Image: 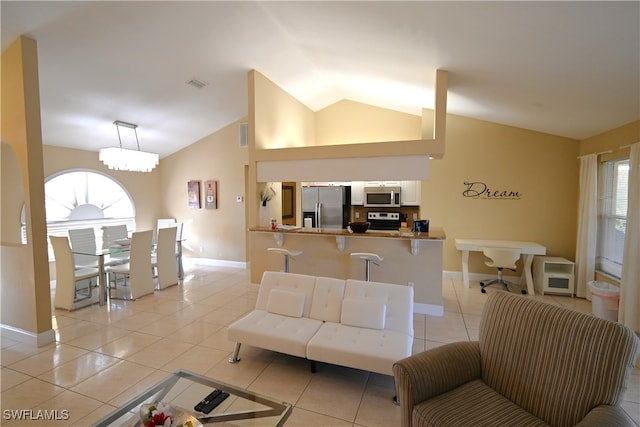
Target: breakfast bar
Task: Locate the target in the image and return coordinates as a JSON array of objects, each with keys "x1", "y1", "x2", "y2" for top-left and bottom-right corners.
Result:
[{"x1": 250, "y1": 226, "x2": 446, "y2": 315}]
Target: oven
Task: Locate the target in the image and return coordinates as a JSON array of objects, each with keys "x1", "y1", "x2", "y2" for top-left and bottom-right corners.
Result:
[{"x1": 367, "y1": 212, "x2": 401, "y2": 230}]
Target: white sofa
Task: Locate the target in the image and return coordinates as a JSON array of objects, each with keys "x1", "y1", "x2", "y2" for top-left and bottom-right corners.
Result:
[{"x1": 227, "y1": 271, "x2": 414, "y2": 376}]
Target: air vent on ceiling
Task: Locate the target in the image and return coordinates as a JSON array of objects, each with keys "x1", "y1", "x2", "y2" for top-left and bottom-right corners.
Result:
[
  {"x1": 186, "y1": 78, "x2": 208, "y2": 89},
  {"x1": 239, "y1": 122, "x2": 248, "y2": 148}
]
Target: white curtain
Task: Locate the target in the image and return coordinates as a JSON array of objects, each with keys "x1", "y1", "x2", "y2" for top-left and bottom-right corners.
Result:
[
  {"x1": 575, "y1": 154, "x2": 598, "y2": 299},
  {"x1": 619, "y1": 142, "x2": 640, "y2": 332}
]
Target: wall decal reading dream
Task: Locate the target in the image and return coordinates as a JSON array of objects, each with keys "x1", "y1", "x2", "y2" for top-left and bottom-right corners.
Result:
[{"x1": 462, "y1": 181, "x2": 522, "y2": 200}]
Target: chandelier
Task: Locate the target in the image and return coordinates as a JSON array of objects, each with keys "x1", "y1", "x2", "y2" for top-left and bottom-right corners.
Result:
[{"x1": 99, "y1": 120, "x2": 159, "y2": 172}]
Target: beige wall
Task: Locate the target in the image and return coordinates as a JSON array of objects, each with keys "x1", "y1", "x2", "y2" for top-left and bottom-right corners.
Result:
[
  {"x1": 312, "y1": 99, "x2": 581, "y2": 274},
  {"x1": 160, "y1": 119, "x2": 249, "y2": 262},
  {"x1": 426, "y1": 114, "x2": 579, "y2": 273},
  {"x1": 253, "y1": 71, "x2": 316, "y2": 150},
  {"x1": 42, "y1": 145, "x2": 163, "y2": 233},
  {"x1": 1, "y1": 37, "x2": 52, "y2": 338},
  {"x1": 246, "y1": 71, "x2": 584, "y2": 276},
  {"x1": 316, "y1": 99, "x2": 422, "y2": 145},
  {"x1": 579, "y1": 120, "x2": 638, "y2": 158}
]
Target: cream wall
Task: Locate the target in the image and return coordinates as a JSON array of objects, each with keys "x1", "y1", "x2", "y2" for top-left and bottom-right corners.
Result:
[
  {"x1": 314, "y1": 101, "x2": 580, "y2": 275},
  {"x1": 315, "y1": 99, "x2": 422, "y2": 145},
  {"x1": 252, "y1": 71, "x2": 316, "y2": 150},
  {"x1": 1, "y1": 37, "x2": 52, "y2": 340},
  {"x1": 246, "y1": 70, "x2": 582, "y2": 276},
  {"x1": 160, "y1": 118, "x2": 249, "y2": 262},
  {"x1": 42, "y1": 145, "x2": 162, "y2": 233},
  {"x1": 426, "y1": 114, "x2": 579, "y2": 273}
]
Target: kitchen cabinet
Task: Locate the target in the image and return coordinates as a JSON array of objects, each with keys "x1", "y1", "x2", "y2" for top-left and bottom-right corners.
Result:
[
  {"x1": 364, "y1": 181, "x2": 401, "y2": 187},
  {"x1": 400, "y1": 181, "x2": 421, "y2": 206},
  {"x1": 303, "y1": 181, "x2": 350, "y2": 187},
  {"x1": 351, "y1": 181, "x2": 364, "y2": 205}
]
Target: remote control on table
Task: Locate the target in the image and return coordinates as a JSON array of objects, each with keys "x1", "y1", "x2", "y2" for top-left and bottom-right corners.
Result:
[
  {"x1": 199, "y1": 391, "x2": 229, "y2": 414},
  {"x1": 194, "y1": 389, "x2": 222, "y2": 412}
]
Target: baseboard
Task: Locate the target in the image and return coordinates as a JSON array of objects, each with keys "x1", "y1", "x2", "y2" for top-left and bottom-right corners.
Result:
[
  {"x1": 185, "y1": 257, "x2": 248, "y2": 269},
  {"x1": 414, "y1": 302, "x2": 444, "y2": 316},
  {"x1": 443, "y1": 270, "x2": 520, "y2": 283},
  {"x1": 1, "y1": 324, "x2": 56, "y2": 347}
]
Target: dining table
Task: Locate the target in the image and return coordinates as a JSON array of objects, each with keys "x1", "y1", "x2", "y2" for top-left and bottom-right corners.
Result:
[{"x1": 72, "y1": 242, "x2": 130, "y2": 306}]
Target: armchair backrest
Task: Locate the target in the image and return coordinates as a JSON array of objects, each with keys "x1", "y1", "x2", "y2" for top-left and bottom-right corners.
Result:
[{"x1": 479, "y1": 291, "x2": 639, "y2": 427}]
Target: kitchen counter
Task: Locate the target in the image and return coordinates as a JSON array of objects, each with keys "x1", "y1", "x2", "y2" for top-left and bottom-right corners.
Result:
[
  {"x1": 250, "y1": 226, "x2": 446, "y2": 240},
  {"x1": 250, "y1": 225, "x2": 446, "y2": 315}
]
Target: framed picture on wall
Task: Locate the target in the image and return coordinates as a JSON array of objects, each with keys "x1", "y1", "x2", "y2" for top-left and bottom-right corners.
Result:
[
  {"x1": 205, "y1": 180, "x2": 217, "y2": 209},
  {"x1": 188, "y1": 180, "x2": 201, "y2": 209}
]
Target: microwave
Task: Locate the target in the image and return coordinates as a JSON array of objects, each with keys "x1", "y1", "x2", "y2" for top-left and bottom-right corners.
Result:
[{"x1": 364, "y1": 186, "x2": 401, "y2": 207}]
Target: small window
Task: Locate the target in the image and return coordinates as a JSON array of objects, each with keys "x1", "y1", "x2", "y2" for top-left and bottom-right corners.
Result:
[{"x1": 596, "y1": 159, "x2": 629, "y2": 279}]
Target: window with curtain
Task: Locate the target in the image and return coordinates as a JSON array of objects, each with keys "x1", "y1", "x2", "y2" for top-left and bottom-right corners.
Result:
[{"x1": 596, "y1": 159, "x2": 629, "y2": 278}]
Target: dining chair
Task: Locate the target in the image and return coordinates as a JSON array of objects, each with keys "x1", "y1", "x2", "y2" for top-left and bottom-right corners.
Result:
[
  {"x1": 68, "y1": 228, "x2": 98, "y2": 269},
  {"x1": 105, "y1": 230, "x2": 154, "y2": 300},
  {"x1": 152, "y1": 226, "x2": 178, "y2": 290},
  {"x1": 101, "y1": 224, "x2": 129, "y2": 266},
  {"x1": 50, "y1": 235, "x2": 99, "y2": 311},
  {"x1": 480, "y1": 247, "x2": 525, "y2": 294}
]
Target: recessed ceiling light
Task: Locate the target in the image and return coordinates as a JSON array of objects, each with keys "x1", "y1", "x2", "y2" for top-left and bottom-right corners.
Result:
[{"x1": 186, "y1": 79, "x2": 208, "y2": 89}]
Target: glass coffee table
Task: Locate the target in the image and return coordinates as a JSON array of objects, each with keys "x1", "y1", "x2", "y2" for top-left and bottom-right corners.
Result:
[{"x1": 92, "y1": 370, "x2": 292, "y2": 426}]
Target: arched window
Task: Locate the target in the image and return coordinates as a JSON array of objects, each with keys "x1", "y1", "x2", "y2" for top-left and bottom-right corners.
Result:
[{"x1": 22, "y1": 170, "x2": 136, "y2": 258}]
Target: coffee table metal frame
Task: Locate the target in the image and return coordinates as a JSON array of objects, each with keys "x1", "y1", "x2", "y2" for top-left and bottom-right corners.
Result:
[{"x1": 92, "y1": 369, "x2": 292, "y2": 426}]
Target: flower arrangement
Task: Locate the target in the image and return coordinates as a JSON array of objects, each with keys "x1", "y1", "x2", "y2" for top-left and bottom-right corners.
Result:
[
  {"x1": 260, "y1": 184, "x2": 276, "y2": 206},
  {"x1": 140, "y1": 403, "x2": 196, "y2": 427}
]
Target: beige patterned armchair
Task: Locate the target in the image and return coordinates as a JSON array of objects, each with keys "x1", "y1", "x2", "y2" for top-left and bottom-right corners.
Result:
[{"x1": 393, "y1": 291, "x2": 639, "y2": 427}]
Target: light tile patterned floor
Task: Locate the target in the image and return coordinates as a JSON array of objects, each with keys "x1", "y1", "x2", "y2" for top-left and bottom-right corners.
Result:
[{"x1": 1, "y1": 261, "x2": 638, "y2": 426}]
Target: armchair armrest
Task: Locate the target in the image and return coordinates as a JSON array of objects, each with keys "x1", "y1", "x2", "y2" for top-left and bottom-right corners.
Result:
[
  {"x1": 575, "y1": 405, "x2": 638, "y2": 427},
  {"x1": 393, "y1": 341, "x2": 481, "y2": 427}
]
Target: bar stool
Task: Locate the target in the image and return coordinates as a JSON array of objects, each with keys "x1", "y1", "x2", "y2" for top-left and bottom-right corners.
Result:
[
  {"x1": 350, "y1": 252, "x2": 383, "y2": 281},
  {"x1": 267, "y1": 248, "x2": 302, "y2": 272}
]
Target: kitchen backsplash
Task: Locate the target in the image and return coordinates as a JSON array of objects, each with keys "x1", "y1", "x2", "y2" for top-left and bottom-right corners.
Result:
[{"x1": 351, "y1": 206, "x2": 421, "y2": 229}]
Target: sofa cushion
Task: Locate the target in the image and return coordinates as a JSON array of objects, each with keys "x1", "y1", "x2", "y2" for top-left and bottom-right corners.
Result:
[
  {"x1": 341, "y1": 298, "x2": 386, "y2": 330},
  {"x1": 345, "y1": 279, "x2": 414, "y2": 335},
  {"x1": 309, "y1": 277, "x2": 345, "y2": 323},
  {"x1": 255, "y1": 271, "x2": 317, "y2": 317},
  {"x1": 413, "y1": 379, "x2": 550, "y2": 427},
  {"x1": 227, "y1": 310, "x2": 323, "y2": 358},
  {"x1": 267, "y1": 289, "x2": 305, "y2": 318},
  {"x1": 307, "y1": 323, "x2": 412, "y2": 375}
]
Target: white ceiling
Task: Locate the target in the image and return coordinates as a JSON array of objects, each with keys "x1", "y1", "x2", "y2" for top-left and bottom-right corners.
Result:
[{"x1": 2, "y1": 1, "x2": 638, "y2": 159}]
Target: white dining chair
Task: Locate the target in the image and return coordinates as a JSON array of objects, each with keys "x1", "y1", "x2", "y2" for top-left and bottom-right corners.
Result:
[
  {"x1": 101, "y1": 224, "x2": 129, "y2": 247},
  {"x1": 50, "y1": 235, "x2": 99, "y2": 311},
  {"x1": 105, "y1": 230, "x2": 154, "y2": 300},
  {"x1": 101, "y1": 224, "x2": 129, "y2": 266},
  {"x1": 152, "y1": 226, "x2": 178, "y2": 290},
  {"x1": 68, "y1": 228, "x2": 98, "y2": 269}
]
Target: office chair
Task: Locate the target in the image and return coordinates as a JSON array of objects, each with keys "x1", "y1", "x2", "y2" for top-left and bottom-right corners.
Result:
[{"x1": 480, "y1": 247, "x2": 526, "y2": 294}]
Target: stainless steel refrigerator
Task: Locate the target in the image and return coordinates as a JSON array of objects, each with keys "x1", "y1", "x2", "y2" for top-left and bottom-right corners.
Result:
[{"x1": 302, "y1": 186, "x2": 351, "y2": 229}]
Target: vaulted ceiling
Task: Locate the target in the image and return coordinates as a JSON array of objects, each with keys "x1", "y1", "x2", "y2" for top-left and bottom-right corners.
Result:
[{"x1": 2, "y1": 1, "x2": 638, "y2": 158}]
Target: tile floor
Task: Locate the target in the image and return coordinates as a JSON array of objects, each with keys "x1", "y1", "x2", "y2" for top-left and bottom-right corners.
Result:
[{"x1": 1, "y1": 261, "x2": 639, "y2": 426}]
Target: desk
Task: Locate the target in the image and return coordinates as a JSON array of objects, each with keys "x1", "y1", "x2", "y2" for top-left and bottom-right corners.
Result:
[
  {"x1": 455, "y1": 239, "x2": 546, "y2": 295},
  {"x1": 92, "y1": 369, "x2": 291, "y2": 426}
]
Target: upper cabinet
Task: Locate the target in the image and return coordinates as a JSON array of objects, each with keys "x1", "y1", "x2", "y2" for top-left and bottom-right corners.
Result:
[
  {"x1": 364, "y1": 181, "x2": 401, "y2": 187},
  {"x1": 349, "y1": 181, "x2": 421, "y2": 206},
  {"x1": 400, "y1": 181, "x2": 421, "y2": 206},
  {"x1": 351, "y1": 181, "x2": 365, "y2": 205}
]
